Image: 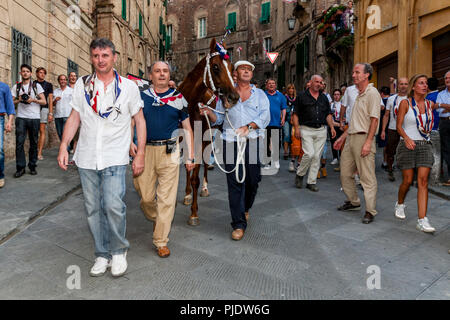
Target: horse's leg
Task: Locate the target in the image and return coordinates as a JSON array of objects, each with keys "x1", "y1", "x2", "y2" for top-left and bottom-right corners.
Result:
[
  {"x1": 188, "y1": 164, "x2": 201, "y2": 226},
  {"x1": 200, "y1": 161, "x2": 210, "y2": 197},
  {"x1": 184, "y1": 168, "x2": 193, "y2": 206}
]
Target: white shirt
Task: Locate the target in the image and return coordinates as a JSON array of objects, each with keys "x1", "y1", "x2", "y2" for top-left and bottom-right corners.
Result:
[
  {"x1": 385, "y1": 94, "x2": 408, "y2": 131},
  {"x1": 53, "y1": 86, "x2": 74, "y2": 118},
  {"x1": 71, "y1": 75, "x2": 143, "y2": 170},
  {"x1": 341, "y1": 85, "x2": 358, "y2": 123},
  {"x1": 331, "y1": 101, "x2": 342, "y2": 122},
  {"x1": 436, "y1": 88, "x2": 450, "y2": 118},
  {"x1": 402, "y1": 105, "x2": 427, "y2": 141},
  {"x1": 11, "y1": 82, "x2": 44, "y2": 119}
]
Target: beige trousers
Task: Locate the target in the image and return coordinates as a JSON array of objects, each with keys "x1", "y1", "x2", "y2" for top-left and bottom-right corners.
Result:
[
  {"x1": 133, "y1": 145, "x2": 180, "y2": 247},
  {"x1": 340, "y1": 134, "x2": 378, "y2": 215},
  {"x1": 296, "y1": 125, "x2": 327, "y2": 185}
]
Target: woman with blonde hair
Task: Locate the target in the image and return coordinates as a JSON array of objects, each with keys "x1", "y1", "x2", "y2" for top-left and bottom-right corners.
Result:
[{"x1": 394, "y1": 74, "x2": 441, "y2": 233}]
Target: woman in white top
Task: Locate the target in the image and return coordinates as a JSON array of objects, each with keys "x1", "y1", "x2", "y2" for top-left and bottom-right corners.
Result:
[{"x1": 395, "y1": 74, "x2": 439, "y2": 233}]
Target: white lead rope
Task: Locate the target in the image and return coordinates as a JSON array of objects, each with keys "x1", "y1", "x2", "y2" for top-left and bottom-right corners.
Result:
[{"x1": 199, "y1": 103, "x2": 247, "y2": 183}]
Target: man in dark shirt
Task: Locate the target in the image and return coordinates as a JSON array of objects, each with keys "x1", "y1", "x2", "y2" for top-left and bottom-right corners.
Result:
[
  {"x1": 292, "y1": 75, "x2": 335, "y2": 191},
  {"x1": 132, "y1": 61, "x2": 195, "y2": 258},
  {"x1": 35, "y1": 67, "x2": 54, "y2": 160},
  {"x1": 0, "y1": 81, "x2": 16, "y2": 188}
]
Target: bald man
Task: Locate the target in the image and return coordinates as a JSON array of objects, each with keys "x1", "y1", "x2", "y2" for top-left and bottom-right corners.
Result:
[{"x1": 381, "y1": 77, "x2": 409, "y2": 181}]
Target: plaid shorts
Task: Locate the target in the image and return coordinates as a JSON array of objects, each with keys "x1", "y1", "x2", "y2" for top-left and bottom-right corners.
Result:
[{"x1": 396, "y1": 140, "x2": 434, "y2": 170}]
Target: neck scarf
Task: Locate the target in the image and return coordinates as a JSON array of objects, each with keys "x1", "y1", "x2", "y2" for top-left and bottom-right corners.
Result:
[
  {"x1": 144, "y1": 86, "x2": 188, "y2": 113},
  {"x1": 84, "y1": 70, "x2": 122, "y2": 119},
  {"x1": 410, "y1": 97, "x2": 433, "y2": 141}
]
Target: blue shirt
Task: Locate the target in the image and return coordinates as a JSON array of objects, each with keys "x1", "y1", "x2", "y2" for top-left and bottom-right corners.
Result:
[
  {"x1": 0, "y1": 82, "x2": 15, "y2": 115},
  {"x1": 426, "y1": 90, "x2": 439, "y2": 130},
  {"x1": 436, "y1": 88, "x2": 450, "y2": 118},
  {"x1": 265, "y1": 90, "x2": 287, "y2": 127},
  {"x1": 213, "y1": 85, "x2": 270, "y2": 142},
  {"x1": 141, "y1": 88, "x2": 189, "y2": 141}
]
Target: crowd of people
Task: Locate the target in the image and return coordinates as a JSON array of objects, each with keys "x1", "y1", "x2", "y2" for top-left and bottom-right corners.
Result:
[{"x1": 1, "y1": 36, "x2": 449, "y2": 278}]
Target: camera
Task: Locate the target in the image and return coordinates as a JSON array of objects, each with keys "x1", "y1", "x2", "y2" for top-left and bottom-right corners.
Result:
[{"x1": 21, "y1": 93, "x2": 30, "y2": 104}]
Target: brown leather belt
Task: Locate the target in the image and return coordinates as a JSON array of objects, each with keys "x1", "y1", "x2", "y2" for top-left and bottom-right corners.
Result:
[
  {"x1": 0, "y1": 113, "x2": 5, "y2": 116},
  {"x1": 441, "y1": 117, "x2": 450, "y2": 121},
  {"x1": 355, "y1": 132, "x2": 367, "y2": 135}
]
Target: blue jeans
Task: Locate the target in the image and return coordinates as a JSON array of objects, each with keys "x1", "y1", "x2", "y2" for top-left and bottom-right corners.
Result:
[
  {"x1": 282, "y1": 121, "x2": 292, "y2": 144},
  {"x1": 0, "y1": 116, "x2": 4, "y2": 179},
  {"x1": 15, "y1": 117, "x2": 39, "y2": 171},
  {"x1": 78, "y1": 165, "x2": 129, "y2": 259},
  {"x1": 55, "y1": 117, "x2": 68, "y2": 141}
]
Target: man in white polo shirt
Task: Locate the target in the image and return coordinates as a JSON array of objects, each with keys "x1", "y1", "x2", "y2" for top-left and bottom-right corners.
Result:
[
  {"x1": 57, "y1": 38, "x2": 147, "y2": 278},
  {"x1": 53, "y1": 74, "x2": 73, "y2": 141}
]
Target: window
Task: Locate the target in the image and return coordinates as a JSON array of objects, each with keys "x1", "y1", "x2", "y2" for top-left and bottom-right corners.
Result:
[
  {"x1": 198, "y1": 17, "x2": 206, "y2": 38},
  {"x1": 167, "y1": 24, "x2": 172, "y2": 51},
  {"x1": 227, "y1": 12, "x2": 237, "y2": 32},
  {"x1": 139, "y1": 13, "x2": 143, "y2": 36},
  {"x1": 296, "y1": 37, "x2": 309, "y2": 75},
  {"x1": 198, "y1": 52, "x2": 205, "y2": 62},
  {"x1": 264, "y1": 37, "x2": 272, "y2": 53},
  {"x1": 159, "y1": 39, "x2": 165, "y2": 59},
  {"x1": 260, "y1": 2, "x2": 270, "y2": 24},
  {"x1": 227, "y1": 47, "x2": 233, "y2": 62},
  {"x1": 11, "y1": 28, "x2": 32, "y2": 85},
  {"x1": 122, "y1": 0, "x2": 127, "y2": 20},
  {"x1": 67, "y1": 59, "x2": 79, "y2": 77}
]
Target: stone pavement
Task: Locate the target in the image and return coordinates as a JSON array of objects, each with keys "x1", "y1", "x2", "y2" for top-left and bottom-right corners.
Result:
[{"x1": 0, "y1": 147, "x2": 449, "y2": 300}]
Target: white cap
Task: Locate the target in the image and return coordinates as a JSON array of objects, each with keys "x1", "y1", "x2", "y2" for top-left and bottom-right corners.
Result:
[{"x1": 234, "y1": 60, "x2": 255, "y2": 71}]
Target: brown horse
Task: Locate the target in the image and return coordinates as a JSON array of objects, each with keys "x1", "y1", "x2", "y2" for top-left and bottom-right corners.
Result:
[{"x1": 177, "y1": 38, "x2": 239, "y2": 226}]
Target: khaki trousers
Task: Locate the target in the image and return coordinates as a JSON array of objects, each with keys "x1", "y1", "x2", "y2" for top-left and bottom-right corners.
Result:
[
  {"x1": 340, "y1": 134, "x2": 377, "y2": 215},
  {"x1": 296, "y1": 125, "x2": 327, "y2": 185},
  {"x1": 133, "y1": 145, "x2": 180, "y2": 247}
]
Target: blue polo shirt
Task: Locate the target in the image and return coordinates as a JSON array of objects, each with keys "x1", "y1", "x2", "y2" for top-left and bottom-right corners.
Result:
[
  {"x1": 426, "y1": 90, "x2": 439, "y2": 130},
  {"x1": 265, "y1": 90, "x2": 287, "y2": 127},
  {"x1": 0, "y1": 82, "x2": 15, "y2": 115},
  {"x1": 141, "y1": 88, "x2": 189, "y2": 141}
]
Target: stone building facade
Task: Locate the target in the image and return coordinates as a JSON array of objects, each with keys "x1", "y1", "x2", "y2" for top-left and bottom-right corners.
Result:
[
  {"x1": 272, "y1": 0, "x2": 355, "y2": 93},
  {"x1": 167, "y1": 0, "x2": 275, "y2": 86},
  {"x1": 0, "y1": 0, "x2": 96, "y2": 161},
  {"x1": 354, "y1": 0, "x2": 450, "y2": 90}
]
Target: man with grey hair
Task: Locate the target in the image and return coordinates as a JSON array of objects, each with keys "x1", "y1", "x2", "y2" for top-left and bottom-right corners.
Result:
[
  {"x1": 436, "y1": 70, "x2": 450, "y2": 186},
  {"x1": 334, "y1": 63, "x2": 381, "y2": 224},
  {"x1": 57, "y1": 38, "x2": 147, "y2": 277},
  {"x1": 293, "y1": 75, "x2": 336, "y2": 192}
]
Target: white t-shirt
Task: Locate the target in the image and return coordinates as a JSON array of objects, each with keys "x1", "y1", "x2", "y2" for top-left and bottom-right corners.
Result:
[
  {"x1": 331, "y1": 101, "x2": 342, "y2": 122},
  {"x1": 11, "y1": 82, "x2": 44, "y2": 119},
  {"x1": 71, "y1": 75, "x2": 143, "y2": 170},
  {"x1": 341, "y1": 85, "x2": 358, "y2": 123},
  {"x1": 385, "y1": 94, "x2": 408, "y2": 131},
  {"x1": 53, "y1": 86, "x2": 74, "y2": 118}
]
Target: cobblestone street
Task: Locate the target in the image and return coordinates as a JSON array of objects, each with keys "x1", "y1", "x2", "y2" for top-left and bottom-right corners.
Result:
[{"x1": 0, "y1": 148, "x2": 448, "y2": 300}]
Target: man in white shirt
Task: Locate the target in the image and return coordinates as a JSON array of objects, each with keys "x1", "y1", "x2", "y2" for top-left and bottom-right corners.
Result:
[
  {"x1": 436, "y1": 70, "x2": 450, "y2": 186},
  {"x1": 52, "y1": 74, "x2": 73, "y2": 141},
  {"x1": 57, "y1": 38, "x2": 147, "y2": 278},
  {"x1": 339, "y1": 84, "x2": 358, "y2": 129},
  {"x1": 381, "y1": 77, "x2": 409, "y2": 181},
  {"x1": 11, "y1": 64, "x2": 46, "y2": 177}
]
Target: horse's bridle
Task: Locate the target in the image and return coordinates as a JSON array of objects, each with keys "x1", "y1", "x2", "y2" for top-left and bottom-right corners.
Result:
[{"x1": 202, "y1": 51, "x2": 235, "y2": 109}]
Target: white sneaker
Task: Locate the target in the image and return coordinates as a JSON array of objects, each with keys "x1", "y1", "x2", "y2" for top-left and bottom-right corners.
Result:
[
  {"x1": 111, "y1": 251, "x2": 128, "y2": 277},
  {"x1": 331, "y1": 158, "x2": 338, "y2": 165},
  {"x1": 90, "y1": 257, "x2": 111, "y2": 277},
  {"x1": 274, "y1": 160, "x2": 280, "y2": 169},
  {"x1": 394, "y1": 202, "x2": 406, "y2": 220},
  {"x1": 288, "y1": 161, "x2": 295, "y2": 172},
  {"x1": 0, "y1": 178, "x2": 4, "y2": 188},
  {"x1": 416, "y1": 217, "x2": 435, "y2": 233}
]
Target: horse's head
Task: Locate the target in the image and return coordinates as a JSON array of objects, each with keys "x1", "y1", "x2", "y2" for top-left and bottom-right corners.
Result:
[{"x1": 204, "y1": 38, "x2": 240, "y2": 108}]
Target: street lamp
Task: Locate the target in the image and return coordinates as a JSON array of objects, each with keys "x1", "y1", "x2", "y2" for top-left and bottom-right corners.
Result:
[{"x1": 288, "y1": 17, "x2": 296, "y2": 31}]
